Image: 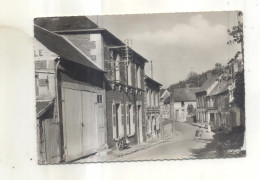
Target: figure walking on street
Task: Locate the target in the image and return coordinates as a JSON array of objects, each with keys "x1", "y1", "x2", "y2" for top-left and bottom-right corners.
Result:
[{"x1": 195, "y1": 126, "x2": 203, "y2": 141}]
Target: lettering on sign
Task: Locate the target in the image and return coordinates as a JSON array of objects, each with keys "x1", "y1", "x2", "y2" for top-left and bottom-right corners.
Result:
[{"x1": 34, "y1": 50, "x2": 43, "y2": 57}]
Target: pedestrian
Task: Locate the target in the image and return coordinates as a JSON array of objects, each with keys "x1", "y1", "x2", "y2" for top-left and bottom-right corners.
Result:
[{"x1": 195, "y1": 126, "x2": 203, "y2": 141}]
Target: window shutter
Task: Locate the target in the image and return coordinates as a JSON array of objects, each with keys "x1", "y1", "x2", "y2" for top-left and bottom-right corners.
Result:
[
  {"x1": 131, "y1": 106, "x2": 136, "y2": 134},
  {"x1": 119, "y1": 104, "x2": 124, "y2": 136},
  {"x1": 112, "y1": 103, "x2": 116, "y2": 139},
  {"x1": 126, "y1": 104, "x2": 129, "y2": 135}
]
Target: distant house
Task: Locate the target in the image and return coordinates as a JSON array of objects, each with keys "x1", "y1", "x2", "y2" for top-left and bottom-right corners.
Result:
[
  {"x1": 160, "y1": 89, "x2": 171, "y2": 119},
  {"x1": 172, "y1": 86, "x2": 199, "y2": 122},
  {"x1": 195, "y1": 73, "x2": 219, "y2": 127},
  {"x1": 206, "y1": 77, "x2": 232, "y2": 130},
  {"x1": 195, "y1": 71, "x2": 243, "y2": 131},
  {"x1": 144, "y1": 75, "x2": 162, "y2": 140}
]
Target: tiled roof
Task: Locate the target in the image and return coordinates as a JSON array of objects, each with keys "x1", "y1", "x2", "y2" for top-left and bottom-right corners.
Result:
[
  {"x1": 196, "y1": 75, "x2": 219, "y2": 93},
  {"x1": 34, "y1": 25, "x2": 103, "y2": 72},
  {"x1": 34, "y1": 16, "x2": 148, "y2": 63},
  {"x1": 144, "y1": 75, "x2": 162, "y2": 87},
  {"x1": 172, "y1": 87, "x2": 199, "y2": 102},
  {"x1": 34, "y1": 16, "x2": 98, "y2": 32},
  {"x1": 36, "y1": 100, "x2": 54, "y2": 118},
  {"x1": 207, "y1": 79, "x2": 230, "y2": 96}
]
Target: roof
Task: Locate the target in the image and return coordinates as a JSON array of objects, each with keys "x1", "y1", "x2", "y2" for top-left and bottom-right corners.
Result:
[
  {"x1": 36, "y1": 100, "x2": 54, "y2": 118},
  {"x1": 172, "y1": 87, "x2": 199, "y2": 102},
  {"x1": 35, "y1": 16, "x2": 148, "y2": 64},
  {"x1": 196, "y1": 75, "x2": 219, "y2": 94},
  {"x1": 160, "y1": 89, "x2": 170, "y2": 100},
  {"x1": 207, "y1": 79, "x2": 230, "y2": 96},
  {"x1": 144, "y1": 75, "x2": 162, "y2": 87},
  {"x1": 34, "y1": 25, "x2": 103, "y2": 72},
  {"x1": 34, "y1": 16, "x2": 98, "y2": 32}
]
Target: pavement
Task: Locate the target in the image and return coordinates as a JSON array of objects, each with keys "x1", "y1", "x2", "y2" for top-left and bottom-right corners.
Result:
[{"x1": 74, "y1": 121, "x2": 215, "y2": 163}]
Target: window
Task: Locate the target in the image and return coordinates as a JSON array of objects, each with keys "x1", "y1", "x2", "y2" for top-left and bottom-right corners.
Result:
[
  {"x1": 128, "y1": 62, "x2": 132, "y2": 86},
  {"x1": 181, "y1": 101, "x2": 184, "y2": 107},
  {"x1": 136, "y1": 65, "x2": 141, "y2": 88},
  {"x1": 146, "y1": 89, "x2": 150, "y2": 107},
  {"x1": 115, "y1": 54, "x2": 120, "y2": 82},
  {"x1": 97, "y1": 95, "x2": 102, "y2": 103},
  {"x1": 155, "y1": 92, "x2": 159, "y2": 107},
  {"x1": 151, "y1": 90, "x2": 154, "y2": 107}
]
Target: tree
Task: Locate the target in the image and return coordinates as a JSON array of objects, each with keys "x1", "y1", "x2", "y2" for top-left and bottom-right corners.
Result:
[
  {"x1": 227, "y1": 11, "x2": 244, "y2": 61},
  {"x1": 187, "y1": 71, "x2": 198, "y2": 79},
  {"x1": 233, "y1": 70, "x2": 245, "y2": 109},
  {"x1": 187, "y1": 104, "x2": 195, "y2": 115}
]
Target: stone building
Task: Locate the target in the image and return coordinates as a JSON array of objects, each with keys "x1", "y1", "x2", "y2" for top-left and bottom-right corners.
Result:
[{"x1": 144, "y1": 75, "x2": 162, "y2": 140}]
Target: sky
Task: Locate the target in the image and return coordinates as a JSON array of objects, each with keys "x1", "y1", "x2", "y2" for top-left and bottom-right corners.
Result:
[{"x1": 88, "y1": 11, "x2": 241, "y2": 88}]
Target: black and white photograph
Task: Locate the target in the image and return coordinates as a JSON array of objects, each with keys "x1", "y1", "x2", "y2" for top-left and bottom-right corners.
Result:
[{"x1": 34, "y1": 11, "x2": 245, "y2": 164}]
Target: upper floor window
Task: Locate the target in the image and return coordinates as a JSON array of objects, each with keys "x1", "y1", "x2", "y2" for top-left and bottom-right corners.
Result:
[
  {"x1": 115, "y1": 54, "x2": 120, "y2": 82},
  {"x1": 155, "y1": 92, "x2": 159, "y2": 107},
  {"x1": 128, "y1": 61, "x2": 132, "y2": 86},
  {"x1": 181, "y1": 101, "x2": 184, "y2": 107},
  {"x1": 97, "y1": 95, "x2": 102, "y2": 103},
  {"x1": 146, "y1": 89, "x2": 151, "y2": 107},
  {"x1": 136, "y1": 65, "x2": 141, "y2": 88},
  {"x1": 151, "y1": 90, "x2": 154, "y2": 107}
]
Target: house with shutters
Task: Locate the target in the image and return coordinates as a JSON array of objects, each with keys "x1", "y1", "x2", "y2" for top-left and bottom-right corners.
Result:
[
  {"x1": 104, "y1": 36, "x2": 148, "y2": 148},
  {"x1": 144, "y1": 75, "x2": 162, "y2": 140},
  {"x1": 34, "y1": 19, "x2": 107, "y2": 164}
]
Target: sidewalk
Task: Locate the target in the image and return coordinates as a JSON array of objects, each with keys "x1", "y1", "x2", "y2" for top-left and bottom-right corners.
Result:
[{"x1": 75, "y1": 132, "x2": 178, "y2": 163}]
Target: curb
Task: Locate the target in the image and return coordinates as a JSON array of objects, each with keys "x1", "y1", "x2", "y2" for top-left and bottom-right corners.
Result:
[{"x1": 114, "y1": 140, "x2": 166, "y2": 157}]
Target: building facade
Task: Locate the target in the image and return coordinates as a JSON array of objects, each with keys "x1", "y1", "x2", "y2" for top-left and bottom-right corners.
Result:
[
  {"x1": 144, "y1": 75, "x2": 162, "y2": 140},
  {"x1": 103, "y1": 42, "x2": 148, "y2": 148},
  {"x1": 160, "y1": 89, "x2": 171, "y2": 119},
  {"x1": 172, "y1": 87, "x2": 199, "y2": 122},
  {"x1": 34, "y1": 22, "x2": 107, "y2": 164},
  {"x1": 196, "y1": 70, "x2": 244, "y2": 131}
]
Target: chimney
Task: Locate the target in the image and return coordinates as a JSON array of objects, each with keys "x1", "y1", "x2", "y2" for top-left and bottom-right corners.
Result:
[{"x1": 206, "y1": 72, "x2": 212, "y2": 80}]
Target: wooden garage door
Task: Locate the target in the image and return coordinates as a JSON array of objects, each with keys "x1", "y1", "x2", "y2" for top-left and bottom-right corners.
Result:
[
  {"x1": 82, "y1": 91, "x2": 98, "y2": 156},
  {"x1": 62, "y1": 88, "x2": 98, "y2": 162}
]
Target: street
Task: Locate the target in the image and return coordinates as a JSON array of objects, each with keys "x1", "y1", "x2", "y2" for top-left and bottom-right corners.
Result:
[{"x1": 111, "y1": 122, "x2": 214, "y2": 161}]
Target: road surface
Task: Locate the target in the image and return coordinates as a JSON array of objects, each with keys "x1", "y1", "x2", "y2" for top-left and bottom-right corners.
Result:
[{"x1": 112, "y1": 122, "x2": 214, "y2": 161}]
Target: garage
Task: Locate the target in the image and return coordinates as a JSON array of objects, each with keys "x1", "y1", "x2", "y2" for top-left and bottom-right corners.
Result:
[{"x1": 61, "y1": 82, "x2": 104, "y2": 162}]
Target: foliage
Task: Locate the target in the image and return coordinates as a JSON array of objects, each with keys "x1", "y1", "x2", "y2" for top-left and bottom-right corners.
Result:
[
  {"x1": 227, "y1": 11, "x2": 244, "y2": 61},
  {"x1": 187, "y1": 104, "x2": 195, "y2": 115},
  {"x1": 233, "y1": 70, "x2": 245, "y2": 109},
  {"x1": 167, "y1": 65, "x2": 221, "y2": 92}
]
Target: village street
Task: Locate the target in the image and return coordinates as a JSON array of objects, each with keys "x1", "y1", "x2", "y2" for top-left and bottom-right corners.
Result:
[
  {"x1": 75, "y1": 122, "x2": 214, "y2": 163},
  {"x1": 111, "y1": 122, "x2": 214, "y2": 161}
]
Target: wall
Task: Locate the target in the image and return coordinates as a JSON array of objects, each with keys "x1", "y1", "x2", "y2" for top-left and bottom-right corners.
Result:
[
  {"x1": 62, "y1": 33, "x2": 104, "y2": 70},
  {"x1": 174, "y1": 101, "x2": 196, "y2": 122},
  {"x1": 34, "y1": 39, "x2": 58, "y2": 100},
  {"x1": 105, "y1": 87, "x2": 145, "y2": 148}
]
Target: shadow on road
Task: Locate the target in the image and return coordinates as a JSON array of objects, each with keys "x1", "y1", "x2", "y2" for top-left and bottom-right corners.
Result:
[{"x1": 190, "y1": 126, "x2": 246, "y2": 159}]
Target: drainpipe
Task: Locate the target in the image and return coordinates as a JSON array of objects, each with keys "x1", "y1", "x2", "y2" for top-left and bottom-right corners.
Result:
[{"x1": 54, "y1": 58, "x2": 62, "y2": 160}]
